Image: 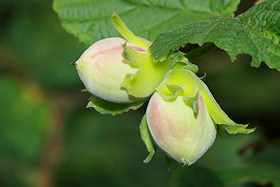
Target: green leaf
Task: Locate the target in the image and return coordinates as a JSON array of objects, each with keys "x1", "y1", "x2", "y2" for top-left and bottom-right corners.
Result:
[
  {"x1": 139, "y1": 114, "x2": 156, "y2": 163},
  {"x1": 53, "y1": 0, "x2": 240, "y2": 45},
  {"x1": 151, "y1": 0, "x2": 280, "y2": 70},
  {"x1": 87, "y1": 95, "x2": 144, "y2": 116}
]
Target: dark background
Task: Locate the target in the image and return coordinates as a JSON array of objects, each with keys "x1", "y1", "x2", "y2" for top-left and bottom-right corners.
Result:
[{"x1": 0, "y1": 0, "x2": 280, "y2": 186}]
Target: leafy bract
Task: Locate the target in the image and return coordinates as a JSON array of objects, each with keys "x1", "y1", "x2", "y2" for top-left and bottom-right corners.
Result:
[
  {"x1": 156, "y1": 69, "x2": 255, "y2": 134},
  {"x1": 151, "y1": 0, "x2": 280, "y2": 70},
  {"x1": 111, "y1": 13, "x2": 183, "y2": 99},
  {"x1": 139, "y1": 114, "x2": 156, "y2": 163},
  {"x1": 53, "y1": 0, "x2": 240, "y2": 46},
  {"x1": 87, "y1": 95, "x2": 144, "y2": 116},
  {"x1": 122, "y1": 44, "x2": 187, "y2": 98}
]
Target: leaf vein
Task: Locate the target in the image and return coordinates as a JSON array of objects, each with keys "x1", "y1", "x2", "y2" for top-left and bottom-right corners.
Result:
[{"x1": 235, "y1": 17, "x2": 262, "y2": 63}]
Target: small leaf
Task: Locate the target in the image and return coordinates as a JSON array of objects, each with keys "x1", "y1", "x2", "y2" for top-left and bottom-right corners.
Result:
[
  {"x1": 224, "y1": 124, "x2": 256, "y2": 134},
  {"x1": 165, "y1": 155, "x2": 174, "y2": 171},
  {"x1": 151, "y1": 0, "x2": 280, "y2": 70},
  {"x1": 87, "y1": 95, "x2": 144, "y2": 116},
  {"x1": 140, "y1": 114, "x2": 156, "y2": 163}
]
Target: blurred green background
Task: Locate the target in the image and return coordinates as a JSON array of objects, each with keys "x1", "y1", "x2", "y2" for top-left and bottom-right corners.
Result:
[{"x1": 0, "y1": 0, "x2": 280, "y2": 186}]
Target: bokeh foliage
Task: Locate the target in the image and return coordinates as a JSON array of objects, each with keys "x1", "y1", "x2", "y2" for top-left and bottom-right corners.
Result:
[{"x1": 0, "y1": 0, "x2": 280, "y2": 186}]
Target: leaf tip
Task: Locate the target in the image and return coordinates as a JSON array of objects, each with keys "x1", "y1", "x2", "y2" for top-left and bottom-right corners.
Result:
[{"x1": 143, "y1": 150, "x2": 154, "y2": 163}]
